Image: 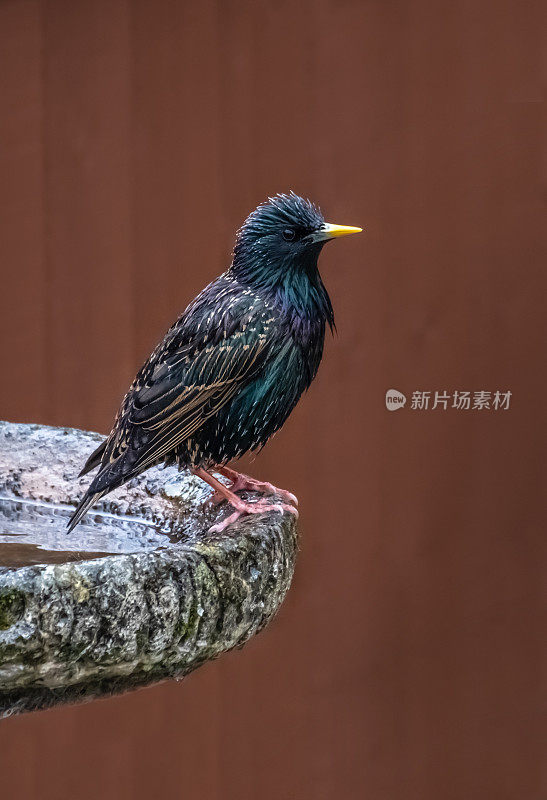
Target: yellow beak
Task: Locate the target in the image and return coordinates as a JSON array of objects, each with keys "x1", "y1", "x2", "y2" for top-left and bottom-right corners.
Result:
[
  {"x1": 312, "y1": 222, "x2": 363, "y2": 242},
  {"x1": 323, "y1": 223, "x2": 363, "y2": 238}
]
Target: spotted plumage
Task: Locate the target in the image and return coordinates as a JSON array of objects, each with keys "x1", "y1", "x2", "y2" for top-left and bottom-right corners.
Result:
[{"x1": 68, "y1": 193, "x2": 361, "y2": 531}]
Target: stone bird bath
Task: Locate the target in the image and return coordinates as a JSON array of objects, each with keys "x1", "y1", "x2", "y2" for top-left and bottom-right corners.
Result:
[{"x1": 0, "y1": 422, "x2": 298, "y2": 716}]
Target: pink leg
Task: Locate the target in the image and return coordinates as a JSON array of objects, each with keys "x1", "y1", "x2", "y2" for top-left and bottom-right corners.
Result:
[
  {"x1": 193, "y1": 467, "x2": 298, "y2": 534},
  {"x1": 215, "y1": 465, "x2": 298, "y2": 507}
]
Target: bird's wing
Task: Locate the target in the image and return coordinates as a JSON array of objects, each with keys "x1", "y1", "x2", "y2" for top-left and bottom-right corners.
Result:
[{"x1": 101, "y1": 285, "x2": 278, "y2": 474}]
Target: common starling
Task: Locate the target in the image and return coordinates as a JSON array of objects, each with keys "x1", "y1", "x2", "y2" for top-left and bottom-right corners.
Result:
[{"x1": 68, "y1": 193, "x2": 361, "y2": 533}]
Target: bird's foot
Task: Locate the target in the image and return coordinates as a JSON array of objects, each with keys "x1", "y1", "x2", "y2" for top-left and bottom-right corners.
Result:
[
  {"x1": 215, "y1": 466, "x2": 298, "y2": 507},
  {"x1": 192, "y1": 467, "x2": 298, "y2": 533},
  {"x1": 209, "y1": 497, "x2": 298, "y2": 534},
  {"x1": 206, "y1": 487, "x2": 231, "y2": 506}
]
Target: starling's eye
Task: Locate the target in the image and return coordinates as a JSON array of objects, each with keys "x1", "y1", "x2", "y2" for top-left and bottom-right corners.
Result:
[{"x1": 282, "y1": 228, "x2": 296, "y2": 242}]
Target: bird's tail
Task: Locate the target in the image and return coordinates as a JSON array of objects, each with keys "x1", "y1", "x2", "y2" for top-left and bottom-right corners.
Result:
[
  {"x1": 79, "y1": 439, "x2": 107, "y2": 477},
  {"x1": 67, "y1": 489, "x2": 106, "y2": 533},
  {"x1": 68, "y1": 449, "x2": 138, "y2": 532}
]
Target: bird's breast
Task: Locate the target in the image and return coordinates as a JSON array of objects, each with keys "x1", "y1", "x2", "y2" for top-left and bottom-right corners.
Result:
[{"x1": 287, "y1": 313, "x2": 326, "y2": 388}]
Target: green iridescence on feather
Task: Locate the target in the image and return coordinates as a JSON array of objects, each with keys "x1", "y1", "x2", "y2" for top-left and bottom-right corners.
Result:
[{"x1": 68, "y1": 193, "x2": 340, "y2": 531}]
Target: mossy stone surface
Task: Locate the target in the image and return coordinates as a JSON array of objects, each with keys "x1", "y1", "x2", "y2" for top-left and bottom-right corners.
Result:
[{"x1": 0, "y1": 422, "x2": 298, "y2": 717}]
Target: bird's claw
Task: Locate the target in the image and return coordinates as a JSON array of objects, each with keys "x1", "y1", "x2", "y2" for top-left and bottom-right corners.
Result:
[
  {"x1": 249, "y1": 481, "x2": 297, "y2": 507},
  {"x1": 219, "y1": 471, "x2": 299, "y2": 507},
  {"x1": 209, "y1": 499, "x2": 298, "y2": 534}
]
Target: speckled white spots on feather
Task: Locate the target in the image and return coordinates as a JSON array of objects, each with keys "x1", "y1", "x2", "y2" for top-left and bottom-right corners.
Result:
[{"x1": 70, "y1": 193, "x2": 339, "y2": 528}]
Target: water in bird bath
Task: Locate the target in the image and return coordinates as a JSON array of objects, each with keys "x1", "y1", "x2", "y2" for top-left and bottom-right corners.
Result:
[{"x1": 0, "y1": 496, "x2": 177, "y2": 569}]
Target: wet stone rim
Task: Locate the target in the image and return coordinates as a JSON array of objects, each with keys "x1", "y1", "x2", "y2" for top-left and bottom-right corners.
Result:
[{"x1": 0, "y1": 422, "x2": 298, "y2": 716}]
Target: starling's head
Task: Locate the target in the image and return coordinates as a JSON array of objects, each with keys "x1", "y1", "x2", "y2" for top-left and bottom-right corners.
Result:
[{"x1": 232, "y1": 192, "x2": 362, "y2": 291}]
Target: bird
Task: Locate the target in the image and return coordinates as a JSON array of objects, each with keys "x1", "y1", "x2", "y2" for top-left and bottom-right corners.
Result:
[{"x1": 68, "y1": 192, "x2": 361, "y2": 533}]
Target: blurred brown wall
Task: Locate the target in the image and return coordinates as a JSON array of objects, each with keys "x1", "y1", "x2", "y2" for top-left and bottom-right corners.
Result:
[{"x1": 0, "y1": 1, "x2": 544, "y2": 798}]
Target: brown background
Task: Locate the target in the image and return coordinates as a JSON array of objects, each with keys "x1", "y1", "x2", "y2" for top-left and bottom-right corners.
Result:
[{"x1": 0, "y1": 1, "x2": 544, "y2": 798}]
